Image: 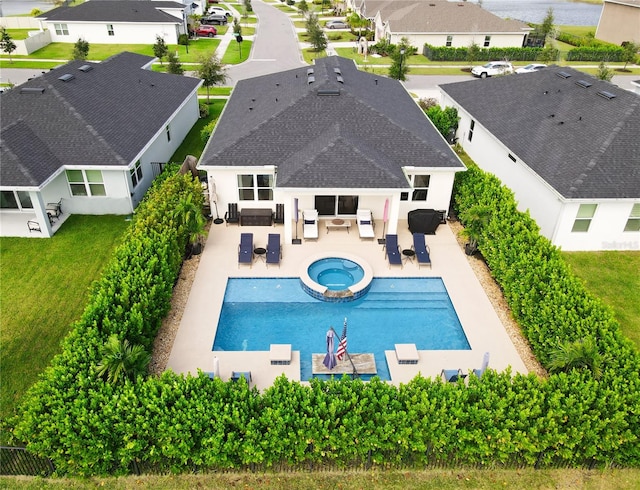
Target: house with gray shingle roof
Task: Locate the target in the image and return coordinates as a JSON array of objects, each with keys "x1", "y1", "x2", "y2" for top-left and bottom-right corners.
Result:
[
  {"x1": 439, "y1": 66, "x2": 640, "y2": 251},
  {"x1": 36, "y1": 1, "x2": 190, "y2": 45},
  {"x1": 198, "y1": 56, "x2": 465, "y2": 244},
  {"x1": 371, "y1": 0, "x2": 531, "y2": 48},
  {"x1": 0, "y1": 52, "x2": 202, "y2": 237}
]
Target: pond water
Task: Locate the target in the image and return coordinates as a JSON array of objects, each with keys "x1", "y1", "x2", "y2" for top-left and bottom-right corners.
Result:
[{"x1": 475, "y1": 0, "x2": 602, "y2": 26}]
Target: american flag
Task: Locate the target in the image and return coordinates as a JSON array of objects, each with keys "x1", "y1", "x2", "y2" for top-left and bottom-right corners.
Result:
[{"x1": 336, "y1": 318, "x2": 347, "y2": 361}]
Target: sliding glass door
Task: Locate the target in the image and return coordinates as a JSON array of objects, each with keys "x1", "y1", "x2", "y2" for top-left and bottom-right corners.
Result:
[{"x1": 314, "y1": 195, "x2": 358, "y2": 216}]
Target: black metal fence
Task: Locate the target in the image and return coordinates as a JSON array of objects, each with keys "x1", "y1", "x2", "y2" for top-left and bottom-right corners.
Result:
[{"x1": 0, "y1": 446, "x2": 55, "y2": 477}]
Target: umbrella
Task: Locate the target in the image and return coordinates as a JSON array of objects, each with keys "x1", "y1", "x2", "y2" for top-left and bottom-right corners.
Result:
[
  {"x1": 379, "y1": 198, "x2": 389, "y2": 244},
  {"x1": 213, "y1": 356, "x2": 220, "y2": 378},
  {"x1": 322, "y1": 329, "x2": 337, "y2": 370},
  {"x1": 211, "y1": 182, "x2": 223, "y2": 224},
  {"x1": 481, "y1": 351, "x2": 490, "y2": 372},
  {"x1": 292, "y1": 197, "x2": 301, "y2": 244}
]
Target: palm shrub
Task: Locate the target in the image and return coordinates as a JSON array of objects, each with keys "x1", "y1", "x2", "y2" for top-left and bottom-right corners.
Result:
[{"x1": 96, "y1": 334, "x2": 151, "y2": 384}]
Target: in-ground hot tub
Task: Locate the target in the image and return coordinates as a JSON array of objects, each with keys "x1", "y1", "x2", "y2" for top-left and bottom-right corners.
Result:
[{"x1": 300, "y1": 253, "x2": 373, "y2": 302}]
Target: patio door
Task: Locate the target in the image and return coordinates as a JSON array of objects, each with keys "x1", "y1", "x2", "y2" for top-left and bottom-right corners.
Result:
[{"x1": 315, "y1": 195, "x2": 358, "y2": 216}]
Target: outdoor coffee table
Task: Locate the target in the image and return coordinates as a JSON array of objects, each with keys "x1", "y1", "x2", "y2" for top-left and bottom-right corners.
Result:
[
  {"x1": 325, "y1": 218, "x2": 351, "y2": 233},
  {"x1": 253, "y1": 247, "x2": 266, "y2": 262},
  {"x1": 402, "y1": 249, "x2": 415, "y2": 263}
]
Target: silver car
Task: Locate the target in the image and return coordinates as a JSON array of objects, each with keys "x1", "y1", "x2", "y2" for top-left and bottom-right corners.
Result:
[{"x1": 325, "y1": 20, "x2": 348, "y2": 29}]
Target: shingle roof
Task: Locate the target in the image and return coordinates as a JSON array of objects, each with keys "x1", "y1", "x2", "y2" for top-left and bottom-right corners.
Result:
[
  {"x1": 378, "y1": 0, "x2": 530, "y2": 33},
  {"x1": 440, "y1": 66, "x2": 640, "y2": 199},
  {"x1": 37, "y1": 1, "x2": 184, "y2": 23},
  {"x1": 1, "y1": 52, "x2": 201, "y2": 188},
  {"x1": 199, "y1": 56, "x2": 463, "y2": 189}
]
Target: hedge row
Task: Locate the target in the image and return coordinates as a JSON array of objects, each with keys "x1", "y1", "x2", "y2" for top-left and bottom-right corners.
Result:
[
  {"x1": 12, "y1": 165, "x2": 640, "y2": 475},
  {"x1": 565, "y1": 46, "x2": 626, "y2": 61},
  {"x1": 423, "y1": 44, "x2": 545, "y2": 62}
]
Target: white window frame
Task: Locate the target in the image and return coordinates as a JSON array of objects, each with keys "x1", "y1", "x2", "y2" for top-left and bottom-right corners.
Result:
[
  {"x1": 468, "y1": 119, "x2": 475, "y2": 142},
  {"x1": 484, "y1": 35, "x2": 491, "y2": 47},
  {"x1": 0, "y1": 190, "x2": 33, "y2": 210},
  {"x1": 446, "y1": 35, "x2": 453, "y2": 47},
  {"x1": 624, "y1": 203, "x2": 640, "y2": 232},
  {"x1": 130, "y1": 161, "x2": 143, "y2": 188},
  {"x1": 571, "y1": 204, "x2": 597, "y2": 233},
  {"x1": 237, "y1": 173, "x2": 274, "y2": 201},
  {"x1": 410, "y1": 174, "x2": 430, "y2": 201},
  {"x1": 166, "y1": 125, "x2": 171, "y2": 142},
  {"x1": 66, "y1": 169, "x2": 106, "y2": 197},
  {"x1": 107, "y1": 24, "x2": 115, "y2": 36},
  {"x1": 54, "y1": 23, "x2": 69, "y2": 36}
]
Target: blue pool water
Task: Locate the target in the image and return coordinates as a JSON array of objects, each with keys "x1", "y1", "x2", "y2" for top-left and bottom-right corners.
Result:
[
  {"x1": 213, "y1": 278, "x2": 470, "y2": 380},
  {"x1": 308, "y1": 257, "x2": 365, "y2": 291}
]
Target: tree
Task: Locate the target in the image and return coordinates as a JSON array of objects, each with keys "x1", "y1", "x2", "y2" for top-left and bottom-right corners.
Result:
[
  {"x1": 388, "y1": 38, "x2": 411, "y2": 81},
  {"x1": 621, "y1": 41, "x2": 639, "y2": 70},
  {"x1": 459, "y1": 204, "x2": 491, "y2": 255},
  {"x1": 153, "y1": 35, "x2": 169, "y2": 65},
  {"x1": 537, "y1": 43, "x2": 558, "y2": 64},
  {"x1": 347, "y1": 13, "x2": 369, "y2": 38},
  {"x1": 0, "y1": 28, "x2": 17, "y2": 63},
  {"x1": 548, "y1": 337, "x2": 604, "y2": 379},
  {"x1": 306, "y1": 13, "x2": 327, "y2": 54},
  {"x1": 72, "y1": 37, "x2": 89, "y2": 61},
  {"x1": 298, "y1": 0, "x2": 309, "y2": 17},
  {"x1": 540, "y1": 7, "x2": 555, "y2": 39},
  {"x1": 426, "y1": 105, "x2": 459, "y2": 139},
  {"x1": 174, "y1": 192, "x2": 207, "y2": 256},
  {"x1": 96, "y1": 335, "x2": 150, "y2": 385},
  {"x1": 195, "y1": 54, "x2": 228, "y2": 102},
  {"x1": 595, "y1": 60, "x2": 613, "y2": 81},
  {"x1": 233, "y1": 17, "x2": 242, "y2": 37},
  {"x1": 167, "y1": 51, "x2": 184, "y2": 75},
  {"x1": 466, "y1": 41, "x2": 480, "y2": 70}
]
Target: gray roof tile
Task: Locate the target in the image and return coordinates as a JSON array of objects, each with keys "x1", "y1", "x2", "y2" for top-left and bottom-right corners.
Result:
[{"x1": 37, "y1": 1, "x2": 184, "y2": 23}]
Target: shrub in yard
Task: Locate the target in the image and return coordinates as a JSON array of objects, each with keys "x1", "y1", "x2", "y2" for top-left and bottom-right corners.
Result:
[{"x1": 199, "y1": 103, "x2": 210, "y2": 118}]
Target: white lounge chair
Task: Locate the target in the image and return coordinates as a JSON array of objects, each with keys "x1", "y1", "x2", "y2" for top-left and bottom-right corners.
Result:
[
  {"x1": 303, "y1": 209, "x2": 318, "y2": 240},
  {"x1": 356, "y1": 209, "x2": 375, "y2": 239}
]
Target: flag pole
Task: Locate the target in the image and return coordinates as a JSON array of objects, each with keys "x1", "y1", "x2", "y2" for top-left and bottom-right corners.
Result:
[{"x1": 330, "y1": 325, "x2": 359, "y2": 378}]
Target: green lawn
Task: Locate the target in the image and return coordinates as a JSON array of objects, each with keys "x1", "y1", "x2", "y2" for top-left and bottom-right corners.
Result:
[
  {"x1": 0, "y1": 215, "x2": 130, "y2": 442},
  {"x1": 4, "y1": 29, "x2": 31, "y2": 40},
  {"x1": 221, "y1": 40, "x2": 252, "y2": 64},
  {"x1": 562, "y1": 251, "x2": 640, "y2": 349},
  {"x1": 169, "y1": 99, "x2": 226, "y2": 162}
]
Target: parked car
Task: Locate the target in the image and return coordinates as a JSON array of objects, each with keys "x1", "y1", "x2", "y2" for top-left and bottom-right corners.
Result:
[
  {"x1": 207, "y1": 6, "x2": 232, "y2": 17},
  {"x1": 202, "y1": 13, "x2": 228, "y2": 25},
  {"x1": 471, "y1": 61, "x2": 514, "y2": 78},
  {"x1": 325, "y1": 19, "x2": 349, "y2": 29},
  {"x1": 515, "y1": 63, "x2": 547, "y2": 74},
  {"x1": 195, "y1": 25, "x2": 218, "y2": 37}
]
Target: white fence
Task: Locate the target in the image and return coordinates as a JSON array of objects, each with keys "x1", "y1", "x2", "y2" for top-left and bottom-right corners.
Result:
[{"x1": 0, "y1": 17, "x2": 51, "y2": 55}]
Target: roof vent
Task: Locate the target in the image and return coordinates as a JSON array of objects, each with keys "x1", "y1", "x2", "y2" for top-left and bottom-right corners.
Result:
[
  {"x1": 78, "y1": 64, "x2": 93, "y2": 72},
  {"x1": 575, "y1": 79, "x2": 592, "y2": 88},
  {"x1": 336, "y1": 75, "x2": 344, "y2": 83},
  {"x1": 307, "y1": 68, "x2": 314, "y2": 76},
  {"x1": 333, "y1": 68, "x2": 342, "y2": 75},
  {"x1": 556, "y1": 71, "x2": 572, "y2": 79},
  {"x1": 317, "y1": 89, "x2": 340, "y2": 96},
  {"x1": 597, "y1": 90, "x2": 616, "y2": 100},
  {"x1": 20, "y1": 87, "x2": 45, "y2": 94},
  {"x1": 307, "y1": 75, "x2": 315, "y2": 85},
  {"x1": 58, "y1": 73, "x2": 75, "y2": 82}
]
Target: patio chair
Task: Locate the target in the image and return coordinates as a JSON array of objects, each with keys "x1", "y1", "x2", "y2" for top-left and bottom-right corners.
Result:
[
  {"x1": 46, "y1": 199, "x2": 62, "y2": 222},
  {"x1": 231, "y1": 371, "x2": 252, "y2": 385},
  {"x1": 356, "y1": 209, "x2": 375, "y2": 239},
  {"x1": 225, "y1": 203, "x2": 240, "y2": 226},
  {"x1": 27, "y1": 220, "x2": 42, "y2": 233},
  {"x1": 266, "y1": 233, "x2": 281, "y2": 267},
  {"x1": 385, "y1": 234, "x2": 403, "y2": 268},
  {"x1": 303, "y1": 209, "x2": 318, "y2": 240},
  {"x1": 238, "y1": 233, "x2": 253, "y2": 268},
  {"x1": 441, "y1": 368, "x2": 467, "y2": 382},
  {"x1": 273, "y1": 203, "x2": 284, "y2": 225},
  {"x1": 412, "y1": 233, "x2": 432, "y2": 269}
]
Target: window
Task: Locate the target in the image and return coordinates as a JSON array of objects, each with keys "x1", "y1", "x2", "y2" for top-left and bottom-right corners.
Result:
[
  {"x1": 508, "y1": 153, "x2": 516, "y2": 162},
  {"x1": 166, "y1": 125, "x2": 171, "y2": 142},
  {"x1": 315, "y1": 195, "x2": 359, "y2": 216},
  {"x1": 66, "y1": 169, "x2": 106, "y2": 197},
  {"x1": 468, "y1": 119, "x2": 475, "y2": 142},
  {"x1": 400, "y1": 192, "x2": 409, "y2": 201},
  {"x1": 484, "y1": 35, "x2": 491, "y2": 47},
  {"x1": 571, "y1": 204, "x2": 597, "y2": 232},
  {"x1": 107, "y1": 24, "x2": 114, "y2": 36},
  {"x1": 130, "y1": 161, "x2": 143, "y2": 188},
  {"x1": 1, "y1": 191, "x2": 33, "y2": 210},
  {"x1": 624, "y1": 203, "x2": 640, "y2": 232},
  {"x1": 237, "y1": 174, "x2": 273, "y2": 201},
  {"x1": 54, "y1": 23, "x2": 69, "y2": 35},
  {"x1": 411, "y1": 175, "x2": 430, "y2": 201},
  {"x1": 446, "y1": 35, "x2": 453, "y2": 47}
]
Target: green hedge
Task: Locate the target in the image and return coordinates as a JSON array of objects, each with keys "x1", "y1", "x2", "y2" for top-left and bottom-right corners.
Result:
[
  {"x1": 423, "y1": 44, "x2": 545, "y2": 62},
  {"x1": 566, "y1": 46, "x2": 626, "y2": 61},
  {"x1": 12, "y1": 165, "x2": 640, "y2": 475}
]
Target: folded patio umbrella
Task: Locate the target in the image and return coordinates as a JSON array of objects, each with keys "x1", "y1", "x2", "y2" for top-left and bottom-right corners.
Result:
[{"x1": 323, "y1": 329, "x2": 337, "y2": 370}]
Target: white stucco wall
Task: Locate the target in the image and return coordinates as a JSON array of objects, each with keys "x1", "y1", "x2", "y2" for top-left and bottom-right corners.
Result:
[
  {"x1": 385, "y1": 31, "x2": 526, "y2": 49},
  {"x1": 44, "y1": 21, "x2": 181, "y2": 44}
]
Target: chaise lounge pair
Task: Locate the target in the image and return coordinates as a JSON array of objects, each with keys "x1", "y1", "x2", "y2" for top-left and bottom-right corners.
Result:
[
  {"x1": 238, "y1": 233, "x2": 281, "y2": 267},
  {"x1": 384, "y1": 233, "x2": 432, "y2": 268}
]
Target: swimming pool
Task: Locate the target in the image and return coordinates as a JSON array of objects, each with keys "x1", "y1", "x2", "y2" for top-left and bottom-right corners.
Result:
[{"x1": 213, "y1": 277, "x2": 470, "y2": 380}]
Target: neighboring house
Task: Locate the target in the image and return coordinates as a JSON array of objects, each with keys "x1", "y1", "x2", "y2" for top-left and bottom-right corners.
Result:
[
  {"x1": 0, "y1": 52, "x2": 202, "y2": 238},
  {"x1": 351, "y1": 0, "x2": 531, "y2": 48},
  {"x1": 596, "y1": 0, "x2": 640, "y2": 45},
  {"x1": 439, "y1": 66, "x2": 640, "y2": 251},
  {"x1": 35, "y1": 1, "x2": 190, "y2": 45},
  {"x1": 198, "y1": 56, "x2": 465, "y2": 244}
]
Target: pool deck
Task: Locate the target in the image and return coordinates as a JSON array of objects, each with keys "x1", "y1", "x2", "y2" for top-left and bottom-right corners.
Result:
[{"x1": 166, "y1": 219, "x2": 528, "y2": 389}]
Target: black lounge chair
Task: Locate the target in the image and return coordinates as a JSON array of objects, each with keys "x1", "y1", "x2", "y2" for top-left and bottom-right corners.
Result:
[
  {"x1": 27, "y1": 220, "x2": 42, "y2": 233},
  {"x1": 412, "y1": 233, "x2": 432, "y2": 269},
  {"x1": 225, "y1": 203, "x2": 240, "y2": 226},
  {"x1": 238, "y1": 233, "x2": 253, "y2": 267},
  {"x1": 273, "y1": 203, "x2": 284, "y2": 225},
  {"x1": 385, "y1": 234, "x2": 403, "y2": 268},
  {"x1": 266, "y1": 233, "x2": 281, "y2": 267},
  {"x1": 441, "y1": 368, "x2": 467, "y2": 382}
]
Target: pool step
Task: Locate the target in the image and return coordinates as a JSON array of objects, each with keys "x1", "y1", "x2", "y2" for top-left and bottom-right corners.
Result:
[{"x1": 364, "y1": 291, "x2": 451, "y2": 302}]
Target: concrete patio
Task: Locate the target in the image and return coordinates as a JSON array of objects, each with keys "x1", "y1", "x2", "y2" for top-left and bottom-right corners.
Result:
[{"x1": 166, "y1": 217, "x2": 528, "y2": 389}]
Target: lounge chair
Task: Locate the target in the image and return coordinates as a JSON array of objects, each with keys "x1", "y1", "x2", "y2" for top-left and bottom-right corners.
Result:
[
  {"x1": 356, "y1": 209, "x2": 375, "y2": 239},
  {"x1": 385, "y1": 234, "x2": 403, "y2": 268},
  {"x1": 238, "y1": 233, "x2": 253, "y2": 268},
  {"x1": 231, "y1": 371, "x2": 252, "y2": 385},
  {"x1": 225, "y1": 203, "x2": 240, "y2": 226},
  {"x1": 303, "y1": 209, "x2": 318, "y2": 240},
  {"x1": 412, "y1": 233, "x2": 432, "y2": 269},
  {"x1": 273, "y1": 203, "x2": 284, "y2": 225},
  {"x1": 27, "y1": 220, "x2": 41, "y2": 233},
  {"x1": 266, "y1": 233, "x2": 281, "y2": 267},
  {"x1": 441, "y1": 368, "x2": 467, "y2": 382}
]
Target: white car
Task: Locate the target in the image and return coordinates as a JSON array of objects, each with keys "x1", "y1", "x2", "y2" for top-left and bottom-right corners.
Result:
[
  {"x1": 515, "y1": 63, "x2": 547, "y2": 74},
  {"x1": 207, "y1": 6, "x2": 232, "y2": 16},
  {"x1": 471, "y1": 61, "x2": 514, "y2": 78}
]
